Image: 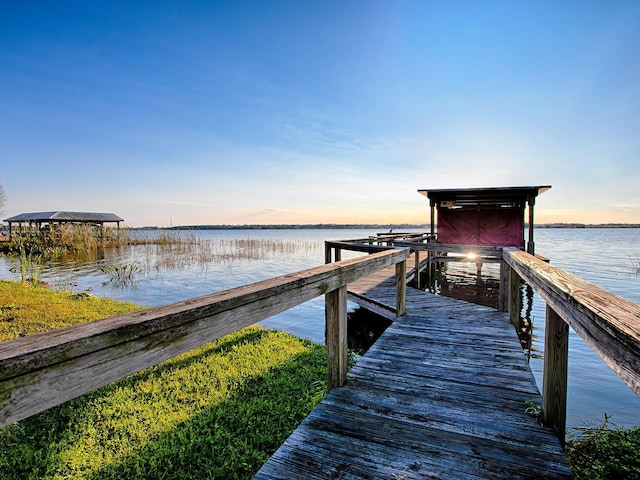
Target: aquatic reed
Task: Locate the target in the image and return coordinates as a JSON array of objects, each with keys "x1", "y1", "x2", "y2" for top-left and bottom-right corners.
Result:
[
  {"x1": 10, "y1": 244, "x2": 43, "y2": 286},
  {"x1": 101, "y1": 262, "x2": 141, "y2": 286},
  {"x1": 145, "y1": 238, "x2": 322, "y2": 272},
  {"x1": 3, "y1": 230, "x2": 323, "y2": 286}
]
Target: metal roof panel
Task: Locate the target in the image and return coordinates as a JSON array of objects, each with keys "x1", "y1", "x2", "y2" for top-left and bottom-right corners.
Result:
[{"x1": 4, "y1": 211, "x2": 124, "y2": 223}]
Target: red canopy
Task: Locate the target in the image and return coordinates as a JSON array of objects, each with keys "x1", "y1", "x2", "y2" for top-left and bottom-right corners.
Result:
[{"x1": 437, "y1": 208, "x2": 524, "y2": 247}]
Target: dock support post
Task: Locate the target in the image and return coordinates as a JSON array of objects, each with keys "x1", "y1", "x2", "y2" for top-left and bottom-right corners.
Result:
[
  {"x1": 527, "y1": 197, "x2": 536, "y2": 255},
  {"x1": 499, "y1": 260, "x2": 508, "y2": 312},
  {"x1": 508, "y1": 267, "x2": 521, "y2": 325},
  {"x1": 542, "y1": 305, "x2": 569, "y2": 441},
  {"x1": 396, "y1": 259, "x2": 407, "y2": 316},
  {"x1": 326, "y1": 285, "x2": 348, "y2": 391}
]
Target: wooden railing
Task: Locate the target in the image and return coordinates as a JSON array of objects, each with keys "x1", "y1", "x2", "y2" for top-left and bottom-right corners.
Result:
[
  {"x1": 0, "y1": 248, "x2": 409, "y2": 428},
  {"x1": 330, "y1": 237, "x2": 640, "y2": 440},
  {"x1": 325, "y1": 241, "x2": 408, "y2": 316},
  {"x1": 502, "y1": 247, "x2": 640, "y2": 439}
]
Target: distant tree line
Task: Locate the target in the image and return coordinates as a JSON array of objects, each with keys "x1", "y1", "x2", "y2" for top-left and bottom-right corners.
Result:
[
  {"x1": 164, "y1": 223, "x2": 428, "y2": 231},
  {"x1": 158, "y1": 223, "x2": 640, "y2": 230},
  {"x1": 535, "y1": 223, "x2": 640, "y2": 228}
]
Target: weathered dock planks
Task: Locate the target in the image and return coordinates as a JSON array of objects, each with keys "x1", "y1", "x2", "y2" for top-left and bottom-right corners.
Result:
[{"x1": 254, "y1": 269, "x2": 571, "y2": 479}]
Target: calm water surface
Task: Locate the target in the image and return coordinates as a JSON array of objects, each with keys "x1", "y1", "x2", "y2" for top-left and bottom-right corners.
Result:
[{"x1": 1, "y1": 228, "x2": 638, "y2": 430}]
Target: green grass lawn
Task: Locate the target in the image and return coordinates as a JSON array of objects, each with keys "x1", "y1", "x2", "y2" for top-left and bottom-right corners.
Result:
[{"x1": 0, "y1": 280, "x2": 327, "y2": 479}]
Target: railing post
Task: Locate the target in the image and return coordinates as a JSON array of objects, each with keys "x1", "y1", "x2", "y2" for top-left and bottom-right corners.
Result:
[
  {"x1": 499, "y1": 259, "x2": 508, "y2": 312},
  {"x1": 326, "y1": 285, "x2": 348, "y2": 391},
  {"x1": 542, "y1": 305, "x2": 569, "y2": 441},
  {"x1": 414, "y1": 250, "x2": 421, "y2": 289},
  {"x1": 508, "y1": 267, "x2": 521, "y2": 325},
  {"x1": 395, "y1": 259, "x2": 407, "y2": 316},
  {"x1": 335, "y1": 248, "x2": 341, "y2": 262},
  {"x1": 324, "y1": 243, "x2": 332, "y2": 264}
]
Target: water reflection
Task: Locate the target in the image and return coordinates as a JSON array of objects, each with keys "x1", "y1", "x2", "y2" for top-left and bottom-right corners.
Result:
[
  {"x1": 421, "y1": 261, "x2": 501, "y2": 309},
  {"x1": 516, "y1": 284, "x2": 535, "y2": 362},
  {"x1": 347, "y1": 308, "x2": 392, "y2": 355}
]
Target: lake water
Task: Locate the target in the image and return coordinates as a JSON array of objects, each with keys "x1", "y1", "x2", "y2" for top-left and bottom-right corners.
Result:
[{"x1": 1, "y1": 228, "x2": 638, "y2": 431}]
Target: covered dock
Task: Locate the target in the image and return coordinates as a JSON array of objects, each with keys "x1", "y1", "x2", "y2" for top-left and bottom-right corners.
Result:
[
  {"x1": 3, "y1": 211, "x2": 123, "y2": 240},
  {"x1": 418, "y1": 185, "x2": 551, "y2": 254}
]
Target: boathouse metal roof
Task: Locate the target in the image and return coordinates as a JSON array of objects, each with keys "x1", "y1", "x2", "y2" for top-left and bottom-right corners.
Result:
[
  {"x1": 417, "y1": 186, "x2": 551, "y2": 207},
  {"x1": 4, "y1": 211, "x2": 124, "y2": 223}
]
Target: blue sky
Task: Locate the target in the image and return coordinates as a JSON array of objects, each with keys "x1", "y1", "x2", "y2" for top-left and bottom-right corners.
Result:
[{"x1": 1, "y1": 1, "x2": 639, "y2": 226}]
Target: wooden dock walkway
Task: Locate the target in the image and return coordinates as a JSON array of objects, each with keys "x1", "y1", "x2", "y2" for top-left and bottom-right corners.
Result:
[{"x1": 254, "y1": 268, "x2": 571, "y2": 479}]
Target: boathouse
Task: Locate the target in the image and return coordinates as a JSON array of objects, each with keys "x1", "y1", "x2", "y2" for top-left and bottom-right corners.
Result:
[
  {"x1": 4, "y1": 211, "x2": 124, "y2": 240},
  {"x1": 417, "y1": 185, "x2": 551, "y2": 254}
]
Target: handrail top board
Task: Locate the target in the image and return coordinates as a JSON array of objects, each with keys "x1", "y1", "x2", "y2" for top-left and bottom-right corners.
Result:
[
  {"x1": 324, "y1": 241, "x2": 392, "y2": 253},
  {"x1": 0, "y1": 248, "x2": 409, "y2": 380},
  {"x1": 502, "y1": 247, "x2": 640, "y2": 396},
  {"x1": 503, "y1": 248, "x2": 640, "y2": 339}
]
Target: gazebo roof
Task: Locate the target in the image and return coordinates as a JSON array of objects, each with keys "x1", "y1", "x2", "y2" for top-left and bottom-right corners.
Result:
[
  {"x1": 417, "y1": 186, "x2": 551, "y2": 207},
  {"x1": 4, "y1": 211, "x2": 124, "y2": 223}
]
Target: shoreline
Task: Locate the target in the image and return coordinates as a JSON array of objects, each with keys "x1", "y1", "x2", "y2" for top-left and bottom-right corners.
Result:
[{"x1": 146, "y1": 223, "x2": 640, "y2": 231}]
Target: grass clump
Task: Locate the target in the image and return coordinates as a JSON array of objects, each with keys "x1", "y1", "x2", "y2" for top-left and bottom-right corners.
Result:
[
  {"x1": 101, "y1": 262, "x2": 141, "y2": 286},
  {"x1": 0, "y1": 280, "x2": 142, "y2": 341},
  {"x1": 0, "y1": 280, "x2": 327, "y2": 479},
  {"x1": 566, "y1": 415, "x2": 640, "y2": 479}
]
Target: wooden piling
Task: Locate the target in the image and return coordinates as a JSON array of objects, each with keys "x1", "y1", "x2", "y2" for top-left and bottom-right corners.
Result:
[
  {"x1": 326, "y1": 285, "x2": 348, "y2": 391},
  {"x1": 508, "y1": 267, "x2": 521, "y2": 325},
  {"x1": 395, "y1": 260, "x2": 407, "y2": 316},
  {"x1": 499, "y1": 260, "x2": 509, "y2": 312},
  {"x1": 542, "y1": 305, "x2": 569, "y2": 440}
]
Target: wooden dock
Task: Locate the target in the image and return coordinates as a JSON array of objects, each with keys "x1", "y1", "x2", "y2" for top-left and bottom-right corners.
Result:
[{"x1": 254, "y1": 268, "x2": 571, "y2": 479}]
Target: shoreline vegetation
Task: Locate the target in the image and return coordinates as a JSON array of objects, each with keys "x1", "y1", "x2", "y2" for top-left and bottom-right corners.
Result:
[
  {"x1": 0, "y1": 230, "x2": 325, "y2": 288},
  {"x1": 2, "y1": 223, "x2": 639, "y2": 242}
]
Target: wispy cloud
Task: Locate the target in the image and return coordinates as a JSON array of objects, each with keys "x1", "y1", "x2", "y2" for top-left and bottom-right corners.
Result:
[{"x1": 165, "y1": 200, "x2": 219, "y2": 207}]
